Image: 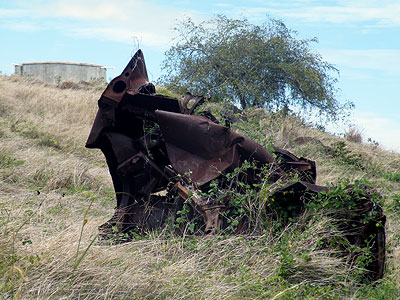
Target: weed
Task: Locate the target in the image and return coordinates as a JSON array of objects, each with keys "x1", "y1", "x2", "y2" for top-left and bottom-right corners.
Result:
[
  {"x1": 0, "y1": 217, "x2": 34, "y2": 297},
  {"x1": 31, "y1": 167, "x2": 51, "y2": 188},
  {"x1": 20, "y1": 124, "x2": 60, "y2": 149},
  {"x1": 73, "y1": 198, "x2": 98, "y2": 270},
  {"x1": 155, "y1": 87, "x2": 177, "y2": 98},
  {"x1": 8, "y1": 117, "x2": 60, "y2": 149},
  {"x1": 384, "y1": 171, "x2": 400, "y2": 182},
  {"x1": 0, "y1": 153, "x2": 24, "y2": 168},
  {"x1": 305, "y1": 179, "x2": 385, "y2": 282},
  {"x1": 389, "y1": 194, "x2": 400, "y2": 212},
  {"x1": 367, "y1": 137, "x2": 380, "y2": 147},
  {"x1": 354, "y1": 278, "x2": 400, "y2": 300},
  {"x1": 328, "y1": 141, "x2": 364, "y2": 170}
]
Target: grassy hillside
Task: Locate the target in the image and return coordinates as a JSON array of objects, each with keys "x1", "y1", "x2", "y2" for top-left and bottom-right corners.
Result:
[{"x1": 1, "y1": 75, "x2": 400, "y2": 299}]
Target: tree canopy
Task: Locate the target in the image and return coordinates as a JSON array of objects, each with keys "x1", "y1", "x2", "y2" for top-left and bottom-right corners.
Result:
[{"x1": 160, "y1": 15, "x2": 353, "y2": 121}]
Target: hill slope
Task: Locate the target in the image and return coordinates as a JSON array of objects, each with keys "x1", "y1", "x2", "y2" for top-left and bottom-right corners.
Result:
[{"x1": 1, "y1": 75, "x2": 400, "y2": 299}]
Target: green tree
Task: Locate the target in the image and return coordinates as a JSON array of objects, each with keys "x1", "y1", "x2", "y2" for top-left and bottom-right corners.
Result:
[{"x1": 160, "y1": 15, "x2": 353, "y2": 120}]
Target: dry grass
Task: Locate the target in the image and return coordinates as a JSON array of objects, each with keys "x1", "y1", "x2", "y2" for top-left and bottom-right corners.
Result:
[
  {"x1": 344, "y1": 128, "x2": 363, "y2": 144},
  {"x1": 0, "y1": 75, "x2": 101, "y2": 153},
  {"x1": 1, "y1": 75, "x2": 400, "y2": 299}
]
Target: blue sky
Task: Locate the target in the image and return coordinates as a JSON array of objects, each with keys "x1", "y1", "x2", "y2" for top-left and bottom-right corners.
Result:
[{"x1": 1, "y1": 0, "x2": 399, "y2": 152}]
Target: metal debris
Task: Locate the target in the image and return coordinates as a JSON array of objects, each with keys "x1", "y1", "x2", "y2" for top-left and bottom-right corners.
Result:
[{"x1": 86, "y1": 50, "x2": 385, "y2": 280}]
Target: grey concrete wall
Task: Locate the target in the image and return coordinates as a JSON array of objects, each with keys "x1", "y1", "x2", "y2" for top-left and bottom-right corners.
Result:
[
  {"x1": 15, "y1": 62, "x2": 106, "y2": 84},
  {"x1": 14, "y1": 64, "x2": 22, "y2": 75}
]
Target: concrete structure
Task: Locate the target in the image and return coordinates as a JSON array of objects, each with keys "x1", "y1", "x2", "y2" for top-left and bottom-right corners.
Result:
[{"x1": 14, "y1": 61, "x2": 107, "y2": 84}]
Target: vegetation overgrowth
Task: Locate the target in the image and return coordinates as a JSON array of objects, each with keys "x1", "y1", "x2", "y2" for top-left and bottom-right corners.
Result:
[
  {"x1": 161, "y1": 15, "x2": 353, "y2": 121},
  {"x1": 1, "y1": 75, "x2": 400, "y2": 299}
]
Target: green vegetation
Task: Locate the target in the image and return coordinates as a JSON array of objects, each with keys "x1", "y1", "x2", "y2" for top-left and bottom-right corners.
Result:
[
  {"x1": 0, "y1": 153, "x2": 24, "y2": 168},
  {"x1": 161, "y1": 15, "x2": 353, "y2": 121},
  {"x1": 10, "y1": 117, "x2": 61, "y2": 149}
]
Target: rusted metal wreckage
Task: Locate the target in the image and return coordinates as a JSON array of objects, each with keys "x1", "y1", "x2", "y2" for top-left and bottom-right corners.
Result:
[{"x1": 86, "y1": 50, "x2": 386, "y2": 280}]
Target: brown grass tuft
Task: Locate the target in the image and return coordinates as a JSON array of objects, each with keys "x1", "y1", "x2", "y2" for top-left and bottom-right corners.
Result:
[{"x1": 345, "y1": 127, "x2": 363, "y2": 143}]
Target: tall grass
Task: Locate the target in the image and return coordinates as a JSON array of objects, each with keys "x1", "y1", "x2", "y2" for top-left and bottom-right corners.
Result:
[{"x1": 1, "y1": 75, "x2": 400, "y2": 299}]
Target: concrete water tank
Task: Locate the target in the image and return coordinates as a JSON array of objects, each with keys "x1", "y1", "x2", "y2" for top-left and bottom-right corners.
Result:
[{"x1": 14, "y1": 61, "x2": 107, "y2": 84}]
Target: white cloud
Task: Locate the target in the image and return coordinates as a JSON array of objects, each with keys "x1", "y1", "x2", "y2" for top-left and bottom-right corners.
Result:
[
  {"x1": 320, "y1": 49, "x2": 400, "y2": 76},
  {"x1": 0, "y1": 8, "x2": 27, "y2": 18},
  {"x1": 68, "y1": 26, "x2": 171, "y2": 47},
  {"x1": 222, "y1": 0, "x2": 400, "y2": 27},
  {"x1": 48, "y1": 1, "x2": 132, "y2": 21},
  {"x1": 4, "y1": 0, "x2": 400, "y2": 47},
  {"x1": 273, "y1": 4, "x2": 400, "y2": 25},
  {"x1": 351, "y1": 111, "x2": 400, "y2": 152},
  {"x1": 3, "y1": 0, "x2": 202, "y2": 47},
  {"x1": 215, "y1": 3, "x2": 233, "y2": 8},
  {"x1": 1, "y1": 20, "x2": 40, "y2": 32}
]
